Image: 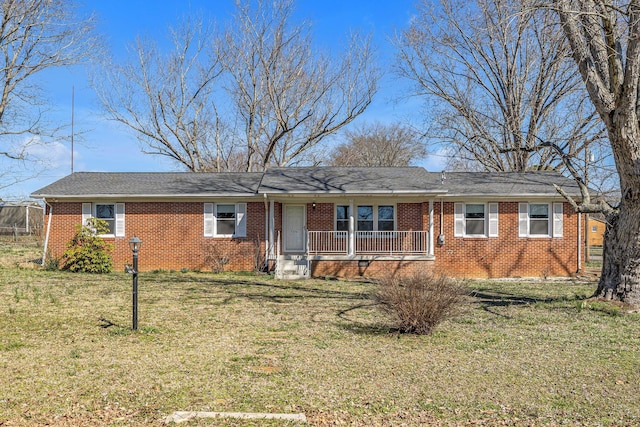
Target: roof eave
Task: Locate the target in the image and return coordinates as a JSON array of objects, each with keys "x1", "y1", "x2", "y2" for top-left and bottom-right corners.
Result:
[
  {"x1": 33, "y1": 193, "x2": 261, "y2": 200},
  {"x1": 260, "y1": 190, "x2": 449, "y2": 196}
]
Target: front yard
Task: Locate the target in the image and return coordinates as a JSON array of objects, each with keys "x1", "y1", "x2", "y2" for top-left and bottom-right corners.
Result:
[{"x1": 0, "y1": 239, "x2": 638, "y2": 425}]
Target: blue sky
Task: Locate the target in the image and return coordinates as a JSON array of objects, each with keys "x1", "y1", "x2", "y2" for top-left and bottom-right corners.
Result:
[{"x1": 2, "y1": 0, "x2": 444, "y2": 201}]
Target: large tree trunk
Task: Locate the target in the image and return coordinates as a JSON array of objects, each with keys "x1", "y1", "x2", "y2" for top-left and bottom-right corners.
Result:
[
  {"x1": 552, "y1": 0, "x2": 640, "y2": 308},
  {"x1": 595, "y1": 115, "x2": 640, "y2": 307},
  {"x1": 596, "y1": 203, "x2": 640, "y2": 306}
]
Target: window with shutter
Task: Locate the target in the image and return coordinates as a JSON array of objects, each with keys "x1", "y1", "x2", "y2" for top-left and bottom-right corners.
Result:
[
  {"x1": 81, "y1": 202, "x2": 125, "y2": 236},
  {"x1": 205, "y1": 203, "x2": 247, "y2": 238},
  {"x1": 519, "y1": 202, "x2": 560, "y2": 238},
  {"x1": 454, "y1": 203, "x2": 495, "y2": 237}
]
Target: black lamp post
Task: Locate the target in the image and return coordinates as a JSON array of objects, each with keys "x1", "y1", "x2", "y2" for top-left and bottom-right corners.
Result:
[{"x1": 129, "y1": 236, "x2": 142, "y2": 331}]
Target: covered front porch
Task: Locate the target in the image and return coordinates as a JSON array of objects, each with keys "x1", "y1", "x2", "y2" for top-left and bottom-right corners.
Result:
[
  {"x1": 273, "y1": 231, "x2": 435, "y2": 279},
  {"x1": 266, "y1": 200, "x2": 436, "y2": 279}
]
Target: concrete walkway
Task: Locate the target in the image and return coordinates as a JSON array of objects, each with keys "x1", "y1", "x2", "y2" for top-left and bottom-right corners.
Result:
[{"x1": 164, "y1": 410, "x2": 307, "y2": 424}]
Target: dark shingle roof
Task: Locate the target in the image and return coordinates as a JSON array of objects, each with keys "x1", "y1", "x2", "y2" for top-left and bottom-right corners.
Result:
[
  {"x1": 258, "y1": 167, "x2": 441, "y2": 194},
  {"x1": 433, "y1": 171, "x2": 583, "y2": 197},
  {"x1": 31, "y1": 172, "x2": 263, "y2": 198},
  {"x1": 30, "y1": 168, "x2": 583, "y2": 199}
]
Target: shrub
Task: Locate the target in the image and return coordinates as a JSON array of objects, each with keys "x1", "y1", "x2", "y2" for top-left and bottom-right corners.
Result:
[
  {"x1": 375, "y1": 272, "x2": 466, "y2": 335},
  {"x1": 203, "y1": 242, "x2": 230, "y2": 273},
  {"x1": 60, "y1": 218, "x2": 113, "y2": 273}
]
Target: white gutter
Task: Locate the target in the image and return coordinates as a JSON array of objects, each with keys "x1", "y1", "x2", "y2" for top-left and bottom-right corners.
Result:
[
  {"x1": 32, "y1": 193, "x2": 261, "y2": 200},
  {"x1": 262, "y1": 190, "x2": 447, "y2": 196}
]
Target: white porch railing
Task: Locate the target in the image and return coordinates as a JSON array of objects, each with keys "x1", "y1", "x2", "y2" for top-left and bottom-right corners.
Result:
[
  {"x1": 307, "y1": 230, "x2": 429, "y2": 256},
  {"x1": 307, "y1": 230, "x2": 348, "y2": 254}
]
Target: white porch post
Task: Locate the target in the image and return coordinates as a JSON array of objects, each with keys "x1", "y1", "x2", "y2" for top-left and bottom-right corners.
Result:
[
  {"x1": 348, "y1": 199, "x2": 355, "y2": 256},
  {"x1": 429, "y1": 199, "x2": 434, "y2": 256}
]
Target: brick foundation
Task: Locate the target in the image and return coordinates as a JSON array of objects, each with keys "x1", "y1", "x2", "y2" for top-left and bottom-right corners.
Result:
[{"x1": 311, "y1": 259, "x2": 435, "y2": 279}]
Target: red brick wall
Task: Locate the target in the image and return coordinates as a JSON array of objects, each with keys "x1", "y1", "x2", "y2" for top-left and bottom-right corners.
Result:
[
  {"x1": 44, "y1": 200, "x2": 584, "y2": 278},
  {"x1": 310, "y1": 201, "x2": 582, "y2": 279},
  {"x1": 306, "y1": 202, "x2": 334, "y2": 231},
  {"x1": 431, "y1": 201, "x2": 582, "y2": 278},
  {"x1": 397, "y1": 203, "x2": 423, "y2": 230},
  {"x1": 45, "y1": 201, "x2": 266, "y2": 272}
]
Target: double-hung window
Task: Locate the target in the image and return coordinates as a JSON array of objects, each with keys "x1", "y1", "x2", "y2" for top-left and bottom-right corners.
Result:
[
  {"x1": 204, "y1": 203, "x2": 247, "y2": 237},
  {"x1": 357, "y1": 206, "x2": 374, "y2": 231},
  {"x1": 216, "y1": 204, "x2": 236, "y2": 235},
  {"x1": 82, "y1": 202, "x2": 125, "y2": 237},
  {"x1": 377, "y1": 206, "x2": 394, "y2": 231},
  {"x1": 336, "y1": 204, "x2": 395, "y2": 232},
  {"x1": 454, "y1": 202, "x2": 498, "y2": 237},
  {"x1": 519, "y1": 202, "x2": 563, "y2": 238},
  {"x1": 336, "y1": 205, "x2": 349, "y2": 232},
  {"x1": 354, "y1": 205, "x2": 395, "y2": 232},
  {"x1": 96, "y1": 204, "x2": 115, "y2": 232}
]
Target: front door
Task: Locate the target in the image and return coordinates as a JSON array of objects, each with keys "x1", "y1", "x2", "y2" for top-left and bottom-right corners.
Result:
[{"x1": 284, "y1": 205, "x2": 306, "y2": 253}]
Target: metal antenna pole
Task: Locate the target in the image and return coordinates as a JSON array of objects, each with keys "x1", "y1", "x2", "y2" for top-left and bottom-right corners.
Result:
[{"x1": 71, "y1": 86, "x2": 75, "y2": 174}]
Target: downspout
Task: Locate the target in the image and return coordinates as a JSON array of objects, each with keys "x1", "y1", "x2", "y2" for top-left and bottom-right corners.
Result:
[
  {"x1": 428, "y1": 199, "x2": 434, "y2": 256},
  {"x1": 577, "y1": 212, "x2": 582, "y2": 273},
  {"x1": 263, "y1": 193, "x2": 269, "y2": 269},
  {"x1": 269, "y1": 200, "x2": 275, "y2": 263},
  {"x1": 41, "y1": 200, "x2": 53, "y2": 267},
  {"x1": 440, "y1": 198, "x2": 444, "y2": 239}
]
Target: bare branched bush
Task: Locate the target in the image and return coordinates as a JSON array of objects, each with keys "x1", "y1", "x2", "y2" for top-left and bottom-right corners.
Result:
[
  {"x1": 375, "y1": 272, "x2": 466, "y2": 335},
  {"x1": 203, "y1": 242, "x2": 230, "y2": 273}
]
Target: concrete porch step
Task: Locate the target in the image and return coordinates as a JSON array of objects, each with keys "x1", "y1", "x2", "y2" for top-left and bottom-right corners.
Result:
[{"x1": 275, "y1": 256, "x2": 309, "y2": 280}]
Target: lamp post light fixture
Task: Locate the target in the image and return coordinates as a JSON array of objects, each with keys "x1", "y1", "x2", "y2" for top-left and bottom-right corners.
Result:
[{"x1": 128, "y1": 236, "x2": 142, "y2": 331}]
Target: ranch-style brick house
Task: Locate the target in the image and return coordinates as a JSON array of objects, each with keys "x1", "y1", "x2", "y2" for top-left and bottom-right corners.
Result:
[{"x1": 31, "y1": 167, "x2": 587, "y2": 279}]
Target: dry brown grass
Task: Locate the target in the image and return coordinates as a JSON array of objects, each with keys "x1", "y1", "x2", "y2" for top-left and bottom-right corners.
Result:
[{"x1": 1, "y1": 242, "x2": 639, "y2": 426}]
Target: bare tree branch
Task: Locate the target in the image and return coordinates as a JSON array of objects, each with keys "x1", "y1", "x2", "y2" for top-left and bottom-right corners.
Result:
[
  {"x1": 94, "y1": 0, "x2": 379, "y2": 172},
  {"x1": 0, "y1": 0, "x2": 97, "y2": 168},
  {"x1": 395, "y1": 0, "x2": 606, "y2": 175},
  {"x1": 93, "y1": 18, "x2": 228, "y2": 172},
  {"x1": 221, "y1": 0, "x2": 379, "y2": 171}
]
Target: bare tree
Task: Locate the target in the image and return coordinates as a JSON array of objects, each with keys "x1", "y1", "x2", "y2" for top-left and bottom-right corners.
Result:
[
  {"x1": 395, "y1": 0, "x2": 605, "y2": 174},
  {"x1": 220, "y1": 0, "x2": 378, "y2": 171},
  {"x1": 0, "y1": 0, "x2": 97, "y2": 176},
  {"x1": 549, "y1": 0, "x2": 640, "y2": 306},
  {"x1": 95, "y1": 0, "x2": 379, "y2": 172},
  {"x1": 93, "y1": 19, "x2": 230, "y2": 172},
  {"x1": 327, "y1": 121, "x2": 427, "y2": 167}
]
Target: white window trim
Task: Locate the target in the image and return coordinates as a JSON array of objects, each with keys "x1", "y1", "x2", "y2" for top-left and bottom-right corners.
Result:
[
  {"x1": 454, "y1": 202, "x2": 498, "y2": 238},
  {"x1": 354, "y1": 204, "x2": 396, "y2": 232},
  {"x1": 519, "y1": 202, "x2": 563, "y2": 238},
  {"x1": 82, "y1": 202, "x2": 125, "y2": 237},
  {"x1": 204, "y1": 202, "x2": 247, "y2": 238},
  {"x1": 335, "y1": 204, "x2": 350, "y2": 232}
]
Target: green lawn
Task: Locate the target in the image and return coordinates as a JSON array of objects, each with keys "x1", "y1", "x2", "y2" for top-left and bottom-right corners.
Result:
[{"x1": 1, "y1": 242, "x2": 639, "y2": 426}]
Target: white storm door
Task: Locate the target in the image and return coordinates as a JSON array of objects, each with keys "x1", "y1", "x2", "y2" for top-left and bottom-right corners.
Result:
[{"x1": 284, "y1": 205, "x2": 306, "y2": 253}]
